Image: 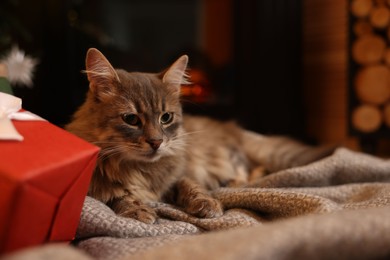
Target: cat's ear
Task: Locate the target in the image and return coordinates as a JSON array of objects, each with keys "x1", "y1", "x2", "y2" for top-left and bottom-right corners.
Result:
[
  {"x1": 85, "y1": 48, "x2": 120, "y2": 95},
  {"x1": 162, "y1": 55, "x2": 190, "y2": 93}
]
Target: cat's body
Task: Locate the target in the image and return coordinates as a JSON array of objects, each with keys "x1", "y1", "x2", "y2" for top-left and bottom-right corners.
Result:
[{"x1": 66, "y1": 48, "x2": 334, "y2": 223}]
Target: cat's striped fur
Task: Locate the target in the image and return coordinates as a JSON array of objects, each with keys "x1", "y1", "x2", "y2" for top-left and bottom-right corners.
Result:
[{"x1": 66, "y1": 48, "x2": 335, "y2": 223}]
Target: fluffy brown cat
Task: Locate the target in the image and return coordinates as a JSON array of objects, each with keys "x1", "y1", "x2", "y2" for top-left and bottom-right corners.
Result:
[{"x1": 66, "y1": 48, "x2": 334, "y2": 224}]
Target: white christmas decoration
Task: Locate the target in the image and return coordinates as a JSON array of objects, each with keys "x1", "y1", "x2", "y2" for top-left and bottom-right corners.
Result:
[{"x1": 2, "y1": 46, "x2": 38, "y2": 87}]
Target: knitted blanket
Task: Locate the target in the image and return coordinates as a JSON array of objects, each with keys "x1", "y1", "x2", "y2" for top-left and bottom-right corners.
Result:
[{"x1": 3, "y1": 148, "x2": 390, "y2": 260}]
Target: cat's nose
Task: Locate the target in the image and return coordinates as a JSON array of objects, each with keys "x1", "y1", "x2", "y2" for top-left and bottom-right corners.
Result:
[{"x1": 146, "y1": 138, "x2": 163, "y2": 150}]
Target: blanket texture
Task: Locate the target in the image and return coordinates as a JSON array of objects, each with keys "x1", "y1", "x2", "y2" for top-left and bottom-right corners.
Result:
[{"x1": 2, "y1": 148, "x2": 390, "y2": 260}]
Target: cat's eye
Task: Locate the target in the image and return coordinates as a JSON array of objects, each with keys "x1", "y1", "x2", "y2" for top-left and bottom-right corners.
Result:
[
  {"x1": 160, "y1": 112, "x2": 173, "y2": 125},
  {"x1": 122, "y1": 113, "x2": 140, "y2": 126}
]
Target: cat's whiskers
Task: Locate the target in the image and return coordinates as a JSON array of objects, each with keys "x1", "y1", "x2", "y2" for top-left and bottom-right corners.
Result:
[
  {"x1": 98, "y1": 141, "x2": 163, "y2": 163},
  {"x1": 93, "y1": 140, "x2": 138, "y2": 146},
  {"x1": 163, "y1": 137, "x2": 187, "y2": 156},
  {"x1": 173, "y1": 130, "x2": 206, "y2": 138},
  {"x1": 98, "y1": 142, "x2": 140, "y2": 161},
  {"x1": 99, "y1": 147, "x2": 125, "y2": 162},
  {"x1": 164, "y1": 130, "x2": 203, "y2": 151},
  {"x1": 93, "y1": 140, "x2": 141, "y2": 153},
  {"x1": 162, "y1": 128, "x2": 208, "y2": 157}
]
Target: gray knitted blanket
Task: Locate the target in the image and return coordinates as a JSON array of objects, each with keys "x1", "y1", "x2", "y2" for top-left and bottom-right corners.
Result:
[{"x1": 3, "y1": 148, "x2": 390, "y2": 260}]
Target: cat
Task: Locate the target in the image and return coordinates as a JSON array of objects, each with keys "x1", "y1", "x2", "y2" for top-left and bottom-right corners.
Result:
[{"x1": 66, "y1": 48, "x2": 335, "y2": 224}]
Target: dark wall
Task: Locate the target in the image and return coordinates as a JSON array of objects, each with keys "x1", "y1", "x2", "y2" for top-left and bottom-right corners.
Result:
[
  {"x1": 2, "y1": 0, "x2": 305, "y2": 140},
  {"x1": 2, "y1": 0, "x2": 81, "y2": 127},
  {"x1": 233, "y1": 0, "x2": 304, "y2": 139}
]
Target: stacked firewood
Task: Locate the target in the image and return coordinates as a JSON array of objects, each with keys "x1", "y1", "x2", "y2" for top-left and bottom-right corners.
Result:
[{"x1": 350, "y1": 0, "x2": 390, "y2": 133}]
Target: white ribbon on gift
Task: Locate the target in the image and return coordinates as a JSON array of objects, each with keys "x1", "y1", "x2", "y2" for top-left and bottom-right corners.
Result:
[{"x1": 0, "y1": 92, "x2": 45, "y2": 141}]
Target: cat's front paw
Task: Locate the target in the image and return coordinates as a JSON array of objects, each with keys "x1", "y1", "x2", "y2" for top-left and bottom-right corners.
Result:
[
  {"x1": 185, "y1": 196, "x2": 223, "y2": 218},
  {"x1": 118, "y1": 204, "x2": 157, "y2": 224},
  {"x1": 112, "y1": 199, "x2": 157, "y2": 224}
]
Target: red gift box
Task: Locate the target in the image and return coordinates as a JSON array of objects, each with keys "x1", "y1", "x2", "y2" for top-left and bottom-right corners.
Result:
[{"x1": 0, "y1": 119, "x2": 99, "y2": 253}]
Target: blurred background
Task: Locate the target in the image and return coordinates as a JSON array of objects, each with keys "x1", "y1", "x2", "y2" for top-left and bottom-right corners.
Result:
[{"x1": 1, "y1": 0, "x2": 389, "y2": 155}]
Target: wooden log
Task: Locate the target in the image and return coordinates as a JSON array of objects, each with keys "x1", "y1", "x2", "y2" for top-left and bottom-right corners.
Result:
[
  {"x1": 355, "y1": 65, "x2": 390, "y2": 105},
  {"x1": 353, "y1": 20, "x2": 373, "y2": 36},
  {"x1": 386, "y1": 26, "x2": 390, "y2": 40},
  {"x1": 351, "y1": 0, "x2": 373, "y2": 18},
  {"x1": 370, "y1": 6, "x2": 390, "y2": 28},
  {"x1": 352, "y1": 104, "x2": 383, "y2": 133},
  {"x1": 383, "y1": 48, "x2": 390, "y2": 66},
  {"x1": 375, "y1": 0, "x2": 387, "y2": 6},
  {"x1": 384, "y1": 103, "x2": 390, "y2": 128},
  {"x1": 352, "y1": 35, "x2": 386, "y2": 65}
]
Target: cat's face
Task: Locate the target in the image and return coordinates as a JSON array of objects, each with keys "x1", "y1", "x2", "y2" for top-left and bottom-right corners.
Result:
[{"x1": 84, "y1": 48, "x2": 188, "y2": 163}]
